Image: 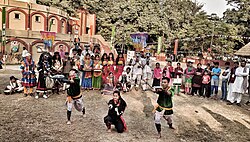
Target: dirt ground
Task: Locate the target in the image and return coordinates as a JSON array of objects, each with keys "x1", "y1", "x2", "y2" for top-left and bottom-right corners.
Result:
[{"x1": 0, "y1": 69, "x2": 250, "y2": 142}]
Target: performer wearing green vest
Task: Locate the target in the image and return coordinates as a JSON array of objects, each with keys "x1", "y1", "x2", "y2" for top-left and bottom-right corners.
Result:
[{"x1": 153, "y1": 77, "x2": 175, "y2": 139}]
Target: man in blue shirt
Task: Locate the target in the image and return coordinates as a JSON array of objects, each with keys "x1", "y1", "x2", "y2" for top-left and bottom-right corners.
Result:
[{"x1": 211, "y1": 62, "x2": 221, "y2": 99}]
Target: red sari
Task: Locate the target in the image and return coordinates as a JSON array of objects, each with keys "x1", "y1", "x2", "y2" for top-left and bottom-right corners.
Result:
[
  {"x1": 116, "y1": 57, "x2": 125, "y2": 79},
  {"x1": 102, "y1": 59, "x2": 109, "y2": 83}
]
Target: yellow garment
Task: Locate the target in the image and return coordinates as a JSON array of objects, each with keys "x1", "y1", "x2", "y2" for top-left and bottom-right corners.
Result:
[
  {"x1": 24, "y1": 86, "x2": 33, "y2": 94},
  {"x1": 108, "y1": 61, "x2": 113, "y2": 65},
  {"x1": 152, "y1": 104, "x2": 173, "y2": 113}
]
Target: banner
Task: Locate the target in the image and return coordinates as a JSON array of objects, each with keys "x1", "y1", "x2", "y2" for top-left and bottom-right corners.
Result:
[
  {"x1": 130, "y1": 32, "x2": 148, "y2": 51},
  {"x1": 40, "y1": 31, "x2": 56, "y2": 48},
  {"x1": 110, "y1": 26, "x2": 116, "y2": 50},
  {"x1": 157, "y1": 37, "x2": 162, "y2": 55},
  {"x1": 174, "y1": 39, "x2": 178, "y2": 55}
]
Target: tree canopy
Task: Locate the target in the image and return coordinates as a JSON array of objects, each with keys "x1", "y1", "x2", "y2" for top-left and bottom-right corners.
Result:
[{"x1": 37, "y1": 0, "x2": 250, "y2": 54}]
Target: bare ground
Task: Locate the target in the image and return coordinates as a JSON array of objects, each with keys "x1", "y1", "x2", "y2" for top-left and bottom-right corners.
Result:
[{"x1": 0, "y1": 70, "x2": 250, "y2": 142}]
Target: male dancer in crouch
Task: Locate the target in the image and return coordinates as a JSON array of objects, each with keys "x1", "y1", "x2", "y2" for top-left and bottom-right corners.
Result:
[{"x1": 154, "y1": 77, "x2": 175, "y2": 138}]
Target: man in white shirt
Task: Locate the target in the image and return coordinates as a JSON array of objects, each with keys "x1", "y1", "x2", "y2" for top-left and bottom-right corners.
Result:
[
  {"x1": 228, "y1": 61, "x2": 249, "y2": 106},
  {"x1": 132, "y1": 58, "x2": 143, "y2": 90},
  {"x1": 22, "y1": 47, "x2": 28, "y2": 61},
  {"x1": 141, "y1": 61, "x2": 153, "y2": 91}
]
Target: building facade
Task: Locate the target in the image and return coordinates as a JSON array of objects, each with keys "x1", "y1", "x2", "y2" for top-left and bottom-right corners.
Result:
[{"x1": 0, "y1": 0, "x2": 110, "y2": 62}]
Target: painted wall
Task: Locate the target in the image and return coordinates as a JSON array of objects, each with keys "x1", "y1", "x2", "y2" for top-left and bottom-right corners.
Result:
[
  {"x1": 31, "y1": 14, "x2": 45, "y2": 31},
  {"x1": 9, "y1": 11, "x2": 26, "y2": 30}
]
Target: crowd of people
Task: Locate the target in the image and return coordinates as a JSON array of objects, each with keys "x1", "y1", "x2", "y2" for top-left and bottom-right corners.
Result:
[{"x1": 2, "y1": 43, "x2": 250, "y2": 136}]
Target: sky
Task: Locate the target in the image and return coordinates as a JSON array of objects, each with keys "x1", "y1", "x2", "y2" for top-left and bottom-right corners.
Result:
[{"x1": 194, "y1": 0, "x2": 231, "y2": 17}]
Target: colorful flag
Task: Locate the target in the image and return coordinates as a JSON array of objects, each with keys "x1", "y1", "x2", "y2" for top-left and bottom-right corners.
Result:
[
  {"x1": 157, "y1": 37, "x2": 162, "y2": 55},
  {"x1": 111, "y1": 26, "x2": 116, "y2": 50},
  {"x1": 174, "y1": 39, "x2": 178, "y2": 55}
]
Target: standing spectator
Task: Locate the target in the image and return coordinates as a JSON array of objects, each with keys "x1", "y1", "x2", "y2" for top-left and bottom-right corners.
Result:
[
  {"x1": 92, "y1": 55, "x2": 102, "y2": 90},
  {"x1": 152, "y1": 63, "x2": 162, "y2": 87},
  {"x1": 163, "y1": 60, "x2": 174, "y2": 85},
  {"x1": 204, "y1": 63, "x2": 213, "y2": 97},
  {"x1": 62, "y1": 52, "x2": 74, "y2": 79},
  {"x1": 184, "y1": 61, "x2": 195, "y2": 95},
  {"x1": 228, "y1": 61, "x2": 249, "y2": 106},
  {"x1": 115, "y1": 53, "x2": 125, "y2": 79},
  {"x1": 22, "y1": 47, "x2": 28, "y2": 61},
  {"x1": 81, "y1": 53, "x2": 93, "y2": 91},
  {"x1": 201, "y1": 70, "x2": 211, "y2": 97},
  {"x1": 221, "y1": 62, "x2": 231, "y2": 101},
  {"x1": 101, "y1": 53, "x2": 109, "y2": 84},
  {"x1": 191, "y1": 63, "x2": 204, "y2": 96},
  {"x1": 227, "y1": 62, "x2": 239, "y2": 102},
  {"x1": 58, "y1": 45, "x2": 65, "y2": 60},
  {"x1": 174, "y1": 63, "x2": 183, "y2": 96},
  {"x1": 174, "y1": 63, "x2": 183, "y2": 78},
  {"x1": 211, "y1": 62, "x2": 221, "y2": 99},
  {"x1": 132, "y1": 57, "x2": 143, "y2": 90},
  {"x1": 142, "y1": 61, "x2": 152, "y2": 91}
]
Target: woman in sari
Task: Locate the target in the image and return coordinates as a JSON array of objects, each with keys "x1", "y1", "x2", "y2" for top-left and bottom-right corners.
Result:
[
  {"x1": 108, "y1": 53, "x2": 115, "y2": 74},
  {"x1": 101, "y1": 53, "x2": 109, "y2": 83},
  {"x1": 81, "y1": 53, "x2": 93, "y2": 91},
  {"x1": 115, "y1": 53, "x2": 125, "y2": 79},
  {"x1": 92, "y1": 55, "x2": 102, "y2": 90}
]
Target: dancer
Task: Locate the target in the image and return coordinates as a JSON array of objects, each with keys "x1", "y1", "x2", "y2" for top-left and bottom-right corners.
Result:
[
  {"x1": 154, "y1": 77, "x2": 175, "y2": 139},
  {"x1": 36, "y1": 52, "x2": 52, "y2": 99},
  {"x1": 20, "y1": 53, "x2": 36, "y2": 97},
  {"x1": 104, "y1": 90, "x2": 127, "y2": 133},
  {"x1": 65, "y1": 69, "x2": 86, "y2": 125}
]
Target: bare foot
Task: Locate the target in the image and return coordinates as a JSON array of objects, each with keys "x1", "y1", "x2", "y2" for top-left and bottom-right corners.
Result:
[
  {"x1": 157, "y1": 133, "x2": 161, "y2": 139},
  {"x1": 67, "y1": 121, "x2": 71, "y2": 125},
  {"x1": 83, "y1": 114, "x2": 86, "y2": 118},
  {"x1": 107, "y1": 129, "x2": 111, "y2": 133}
]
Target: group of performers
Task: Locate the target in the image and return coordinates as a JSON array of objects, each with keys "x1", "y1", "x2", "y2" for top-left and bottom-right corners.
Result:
[{"x1": 3, "y1": 43, "x2": 176, "y2": 138}]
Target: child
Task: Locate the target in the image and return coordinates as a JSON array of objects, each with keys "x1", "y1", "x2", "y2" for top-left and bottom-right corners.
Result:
[
  {"x1": 154, "y1": 77, "x2": 175, "y2": 139},
  {"x1": 221, "y1": 62, "x2": 230, "y2": 101},
  {"x1": 152, "y1": 63, "x2": 162, "y2": 87},
  {"x1": 201, "y1": 70, "x2": 211, "y2": 97},
  {"x1": 104, "y1": 90, "x2": 127, "y2": 133},
  {"x1": 4, "y1": 76, "x2": 24, "y2": 95},
  {"x1": 102, "y1": 72, "x2": 116, "y2": 95},
  {"x1": 65, "y1": 69, "x2": 86, "y2": 125},
  {"x1": 211, "y1": 62, "x2": 221, "y2": 99}
]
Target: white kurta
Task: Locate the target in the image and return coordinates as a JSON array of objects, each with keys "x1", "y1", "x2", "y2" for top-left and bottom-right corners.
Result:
[{"x1": 232, "y1": 67, "x2": 249, "y2": 94}]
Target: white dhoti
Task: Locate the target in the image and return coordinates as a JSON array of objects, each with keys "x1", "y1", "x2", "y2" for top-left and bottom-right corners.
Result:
[{"x1": 227, "y1": 83, "x2": 234, "y2": 101}]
